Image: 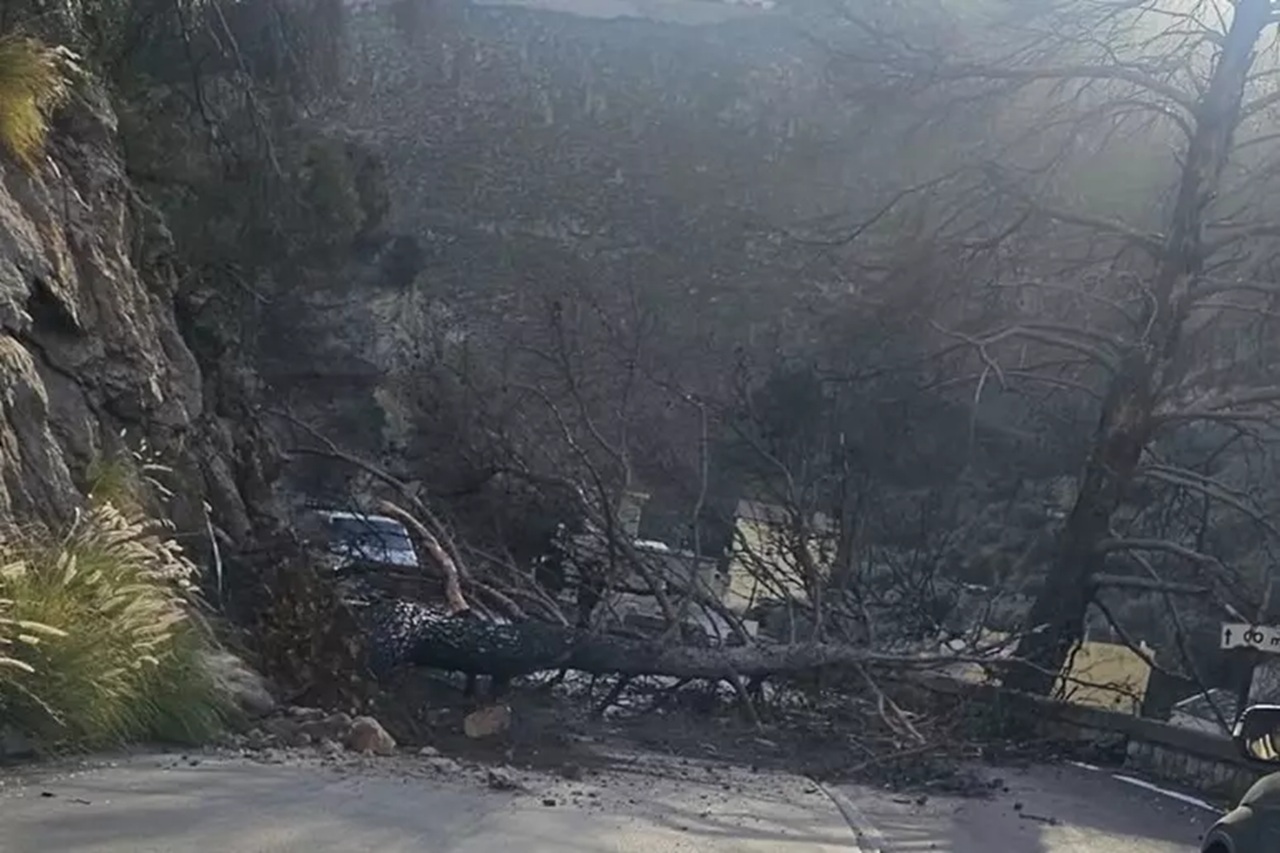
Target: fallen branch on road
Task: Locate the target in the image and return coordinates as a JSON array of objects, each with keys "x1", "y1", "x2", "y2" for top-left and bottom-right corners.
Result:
[{"x1": 366, "y1": 599, "x2": 977, "y2": 682}]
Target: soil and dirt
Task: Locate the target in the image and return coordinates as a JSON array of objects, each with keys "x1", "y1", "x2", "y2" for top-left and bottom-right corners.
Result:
[{"x1": 236, "y1": 668, "x2": 1112, "y2": 800}]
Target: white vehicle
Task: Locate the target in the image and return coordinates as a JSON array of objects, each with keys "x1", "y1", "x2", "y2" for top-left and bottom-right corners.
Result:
[{"x1": 309, "y1": 510, "x2": 419, "y2": 571}]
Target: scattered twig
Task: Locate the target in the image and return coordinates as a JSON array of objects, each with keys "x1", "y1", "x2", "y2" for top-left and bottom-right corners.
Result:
[{"x1": 590, "y1": 675, "x2": 635, "y2": 719}]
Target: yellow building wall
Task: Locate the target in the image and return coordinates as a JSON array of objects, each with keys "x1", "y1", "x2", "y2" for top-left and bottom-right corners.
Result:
[
  {"x1": 724, "y1": 500, "x2": 1152, "y2": 717},
  {"x1": 725, "y1": 515, "x2": 827, "y2": 612},
  {"x1": 726, "y1": 516, "x2": 775, "y2": 611},
  {"x1": 1054, "y1": 639, "x2": 1153, "y2": 714},
  {"x1": 947, "y1": 634, "x2": 1151, "y2": 716}
]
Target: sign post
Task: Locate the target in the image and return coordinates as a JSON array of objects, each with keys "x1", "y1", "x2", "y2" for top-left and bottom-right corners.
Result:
[
  {"x1": 1221, "y1": 623, "x2": 1280, "y2": 653},
  {"x1": 1221, "y1": 624, "x2": 1275, "y2": 713}
]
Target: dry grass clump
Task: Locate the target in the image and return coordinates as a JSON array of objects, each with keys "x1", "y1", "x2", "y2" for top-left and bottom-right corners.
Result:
[
  {"x1": 0, "y1": 33, "x2": 72, "y2": 169},
  {"x1": 0, "y1": 450, "x2": 229, "y2": 750}
]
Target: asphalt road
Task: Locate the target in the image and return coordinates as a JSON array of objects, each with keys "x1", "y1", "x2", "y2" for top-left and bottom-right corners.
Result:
[
  {"x1": 0, "y1": 750, "x2": 1223, "y2": 852},
  {"x1": 0, "y1": 749, "x2": 854, "y2": 852},
  {"x1": 832, "y1": 761, "x2": 1217, "y2": 853}
]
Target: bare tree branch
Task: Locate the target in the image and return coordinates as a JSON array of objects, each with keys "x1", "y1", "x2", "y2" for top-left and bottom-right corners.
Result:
[
  {"x1": 1154, "y1": 385, "x2": 1280, "y2": 423},
  {"x1": 933, "y1": 321, "x2": 1121, "y2": 373},
  {"x1": 1136, "y1": 462, "x2": 1280, "y2": 539},
  {"x1": 1090, "y1": 573, "x2": 1209, "y2": 596},
  {"x1": 944, "y1": 63, "x2": 1196, "y2": 114}
]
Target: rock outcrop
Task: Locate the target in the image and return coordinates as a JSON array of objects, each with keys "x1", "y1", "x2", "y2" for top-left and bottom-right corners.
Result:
[
  {"x1": 268, "y1": 0, "x2": 857, "y2": 486},
  {"x1": 0, "y1": 78, "x2": 274, "y2": 538}
]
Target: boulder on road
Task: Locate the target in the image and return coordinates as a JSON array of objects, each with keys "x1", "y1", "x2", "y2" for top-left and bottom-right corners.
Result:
[
  {"x1": 203, "y1": 650, "x2": 277, "y2": 718},
  {"x1": 300, "y1": 712, "x2": 354, "y2": 743},
  {"x1": 464, "y1": 705, "x2": 511, "y2": 739},
  {"x1": 486, "y1": 767, "x2": 521, "y2": 791},
  {"x1": 346, "y1": 716, "x2": 397, "y2": 755}
]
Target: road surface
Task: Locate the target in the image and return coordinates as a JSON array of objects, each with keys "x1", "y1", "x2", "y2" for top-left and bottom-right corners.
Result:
[
  {"x1": 0, "y1": 750, "x2": 1222, "y2": 851},
  {"x1": 833, "y1": 761, "x2": 1217, "y2": 852},
  {"x1": 0, "y1": 749, "x2": 853, "y2": 852}
]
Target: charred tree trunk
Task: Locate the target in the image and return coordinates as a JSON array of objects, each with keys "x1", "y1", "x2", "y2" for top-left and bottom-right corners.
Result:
[
  {"x1": 1008, "y1": 359, "x2": 1155, "y2": 694},
  {"x1": 1008, "y1": 0, "x2": 1272, "y2": 694},
  {"x1": 366, "y1": 599, "x2": 926, "y2": 682}
]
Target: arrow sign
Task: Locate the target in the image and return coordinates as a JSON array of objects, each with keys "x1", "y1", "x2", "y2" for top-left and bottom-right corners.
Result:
[{"x1": 1222, "y1": 622, "x2": 1280, "y2": 653}]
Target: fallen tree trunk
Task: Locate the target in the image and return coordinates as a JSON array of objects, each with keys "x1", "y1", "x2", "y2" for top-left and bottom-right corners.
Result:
[{"x1": 365, "y1": 599, "x2": 952, "y2": 682}]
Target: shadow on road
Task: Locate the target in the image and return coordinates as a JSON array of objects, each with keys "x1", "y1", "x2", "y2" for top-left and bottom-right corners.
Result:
[{"x1": 838, "y1": 761, "x2": 1218, "y2": 853}]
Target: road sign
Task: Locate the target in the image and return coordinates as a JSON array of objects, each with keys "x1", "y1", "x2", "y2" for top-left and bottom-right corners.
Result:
[{"x1": 1221, "y1": 623, "x2": 1280, "y2": 653}]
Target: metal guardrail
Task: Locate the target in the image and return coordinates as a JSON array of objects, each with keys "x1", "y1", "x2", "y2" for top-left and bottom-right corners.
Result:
[{"x1": 910, "y1": 673, "x2": 1272, "y2": 771}]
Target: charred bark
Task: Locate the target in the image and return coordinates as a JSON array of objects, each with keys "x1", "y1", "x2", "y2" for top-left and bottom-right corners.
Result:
[
  {"x1": 365, "y1": 599, "x2": 929, "y2": 682},
  {"x1": 1008, "y1": 357, "x2": 1154, "y2": 693},
  {"x1": 1008, "y1": 0, "x2": 1273, "y2": 694}
]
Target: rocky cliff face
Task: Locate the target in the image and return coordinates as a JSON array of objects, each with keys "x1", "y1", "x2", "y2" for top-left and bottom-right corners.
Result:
[
  {"x1": 0, "y1": 0, "x2": 1081, "y2": 543},
  {"x1": 2, "y1": 0, "x2": 850, "y2": 536},
  {"x1": 0, "y1": 80, "x2": 272, "y2": 539},
  {"x1": 266, "y1": 0, "x2": 866, "y2": 485}
]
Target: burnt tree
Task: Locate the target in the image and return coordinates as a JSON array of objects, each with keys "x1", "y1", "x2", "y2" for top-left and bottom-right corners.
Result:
[
  {"x1": 822, "y1": 0, "x2": 1280, "y2": 694},
  {"x1": 1012, "y1": 0, "x2": 1278, "y2": 693}
]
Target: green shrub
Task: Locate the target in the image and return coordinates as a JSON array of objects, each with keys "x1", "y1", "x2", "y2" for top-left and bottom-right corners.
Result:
[
  {"x1": 0, "y1": 502, "x2": 229, "y2": 750},
  {"x1": 0, "y1": 34, "x2": 71, "y2": 169}
]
